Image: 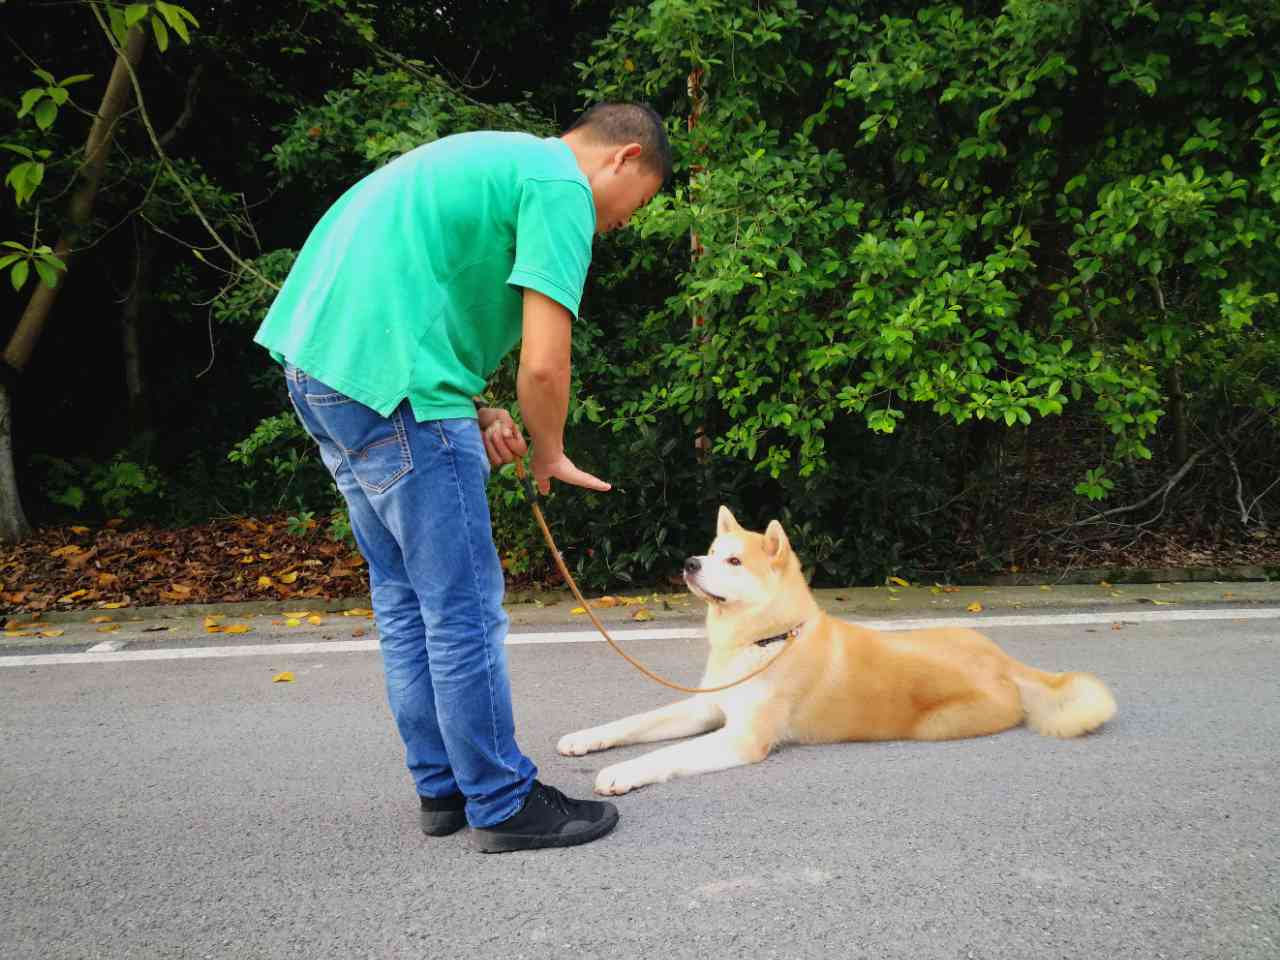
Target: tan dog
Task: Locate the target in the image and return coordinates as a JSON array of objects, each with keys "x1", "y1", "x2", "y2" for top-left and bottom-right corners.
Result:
[{"x1": 558, "y1": 506, "x2": 1117, "y2": 795}]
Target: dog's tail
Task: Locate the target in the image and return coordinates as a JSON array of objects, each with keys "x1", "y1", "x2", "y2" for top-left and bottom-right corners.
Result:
[{"x1": 1009, "y1": 663, "x2": 1117, "y2": 738}]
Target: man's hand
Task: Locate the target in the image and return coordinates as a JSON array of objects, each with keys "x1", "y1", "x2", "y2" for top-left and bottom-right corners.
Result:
[
  {"x1": 531, "y1": 450, "x2": 611, "y2": 495},
  {"x1": 477, "y1": 407, "x2": 528, "y2": 467}
]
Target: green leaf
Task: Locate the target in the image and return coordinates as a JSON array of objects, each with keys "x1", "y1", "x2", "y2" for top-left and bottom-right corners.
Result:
[
  {"x1": 33, "y1": 260, "x2": 58, "y2": 289},
  {"x1": 32, "y1": 68, "x2": 55, "y2": 84},
  {"x1": 33, "y1": 99, "x2": 57, "y2": 131},
  {"x1": 0, "y1": 254, "x2": 21, "y2": 271},
  {"x1": 151, "y1": 16, "x2": 170, "y2": 53},
  {"x1": 59, "y1": 74, "x2": 93, "y2": 86},
  {"x1": 10, "y1": 259, "x2": 30, "y2": 291},
  {"x1": 1, "y1": 143, "x2": 34, "y2": 159},
  {"x1": 125, "y1": 3, "x2": 150, "y2": 28},
  {"x1": 17, "y1": 89, "x2": 44, "y2": 118},
  {"x1": 154, "y1": 1, "x2": 191, "y2": 42}
]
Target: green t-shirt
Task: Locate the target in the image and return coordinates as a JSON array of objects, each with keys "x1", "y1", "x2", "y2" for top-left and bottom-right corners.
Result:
[{"x1": 254, "y1": 131, "x2": 596, "y2": 420}]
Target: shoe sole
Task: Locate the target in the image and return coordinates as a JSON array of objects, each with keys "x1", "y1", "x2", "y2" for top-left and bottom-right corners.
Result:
[
  {"x1": 420, "y1": 810, "x2": 467, "y2": 837},
  {"x1": 473, "y1": 808, "x2": 619, "y2": 853}
]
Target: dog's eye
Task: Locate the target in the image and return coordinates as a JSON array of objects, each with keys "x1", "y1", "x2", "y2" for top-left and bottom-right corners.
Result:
[{"x1": 727, "y1": 557, "x2": 742, "y2": 566}]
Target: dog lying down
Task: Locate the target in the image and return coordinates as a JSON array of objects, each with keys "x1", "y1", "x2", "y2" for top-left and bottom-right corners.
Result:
[{"x1": 559, "y1": 506, "x2": 1117, "y2": 796}]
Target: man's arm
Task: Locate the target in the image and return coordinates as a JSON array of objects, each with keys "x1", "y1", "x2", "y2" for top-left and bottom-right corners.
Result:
[{"x1": 517, "y1": 288, "x2": 611, "y2": 495}]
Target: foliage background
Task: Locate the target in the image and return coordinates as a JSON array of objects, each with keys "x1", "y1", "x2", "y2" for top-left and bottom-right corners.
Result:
[{"x1": 3, "y1": 0, "x2": 1278, "y2": 593}]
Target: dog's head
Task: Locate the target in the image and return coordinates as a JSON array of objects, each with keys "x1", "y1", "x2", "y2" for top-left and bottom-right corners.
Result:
[{"x1": 682, "y1": 505, "x2": 801, "y2": 610}]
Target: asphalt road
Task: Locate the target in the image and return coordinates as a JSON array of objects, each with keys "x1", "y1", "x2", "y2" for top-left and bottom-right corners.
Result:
[{"x1": 2, "y1": 608, "x2": 1277, "y2": 959}]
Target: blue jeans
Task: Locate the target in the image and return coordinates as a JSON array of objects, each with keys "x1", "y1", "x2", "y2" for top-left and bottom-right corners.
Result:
[{"x1": 284, "y1": 364, "x2": 537, "y2": 827}]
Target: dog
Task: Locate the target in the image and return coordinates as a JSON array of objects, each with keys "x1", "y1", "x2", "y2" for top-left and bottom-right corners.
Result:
[{"x1": 558, "y1": 506, "x2": 1117, "y2": 795}]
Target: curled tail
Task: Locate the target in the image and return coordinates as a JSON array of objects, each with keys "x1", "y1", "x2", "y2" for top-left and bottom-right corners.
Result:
[{"x1": 1010, "y1": 664, "x2": 1117, "y2": 738}]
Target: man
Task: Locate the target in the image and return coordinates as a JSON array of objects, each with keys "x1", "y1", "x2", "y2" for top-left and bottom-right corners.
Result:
[{"x1": 254, "y1": 103, "x2": 670, "y2": 853}]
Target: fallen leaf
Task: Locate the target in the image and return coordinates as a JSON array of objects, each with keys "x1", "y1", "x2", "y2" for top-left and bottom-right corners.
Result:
[
  {"x1": 306, "y1": 615, "x2": 323, "y2": 625},
  {"x1": 272, "y1": 672, "x2": 295, "y2": 683},
  {"x1": 967, "y1": 601, "x2": 983, "y2": 613},
  {"x1": 51, "y1": 545, "x2": 83, "y2": 558},
  {"x1": 632, "y1": 608, "x2": 653, "y2": 621},
  {"x1": 595, "y1": 596, "x2": 620, "y2": 608},
  {"x1": 257, "y1": 576, "x2": 274, "y2": 589},
  {"x1": 169, "y1": 583, "x2": 193, "y2": 595},
  {"x1": 58, "y1": 589, "x2": 88, "y2": 602},
  {"x1": 204, "y1": 615, "x2": 224, "y2": 628},
  {"x1": 239, "y1": 555, "x2": 256, "y2": 565},
  {"x1": 100, "y1": 601, "x2": 128, "y2": 609},
  {"x1": 942, "y1": 586, "x2": 960, "y2": 594},
  {"x1": 258, "y1": 552, "x2": 274, "y2": 560},
  {"x1": 570, "y1": 606, "x2": 586, "y2": 615},
  {"x1": 279, "y1": 572, "x2": 299, "y2": 585},
  {"x1": 39, "y1": 629, "x2": 64, "y2": 638},
  {"x1": 283, "y1": 610, "x2": 311, "y2": 619},
  {"x1": 1039, "y1": 585, "x2": 1052, "y2": 591},
  {"x1": 285, "y1": 618, "x2": 302, "y2": 627},
  {"x1": 69, "y1": 525, "x2": 91, "y2": 535},
  {"x1": 89, "y1": 615, "x2": 113, "y2": 624},
  {"x1": 96, "y1": 624, "x2": 120, "y2": 633},
  {"x1": 888, "y1": 576, "x2": 910, "y2": 587},
  {"x1": 142, "y1": 625, "x2": 170, "y2": 633},
  {"x1": 351, "y1": 627, "x2": 367, "y2": 638},
  {"x1": 1098, "y1": 580, "x2": 1111, "y2": 588},
  {"x1": 224, "y1": 624, "x2": 251, "y2": 634},
  {"x1": 105, "y1": 518, "x2": 125, "y2": 528},
  {"x1": 1111, "y1": 623, "x2": 1123, "y2": 630}
]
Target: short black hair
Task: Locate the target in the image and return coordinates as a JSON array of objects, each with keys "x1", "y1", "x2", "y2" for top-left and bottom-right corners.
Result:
[{"x1": 567, "y1": 102, "x2": 673, "y2": 183}]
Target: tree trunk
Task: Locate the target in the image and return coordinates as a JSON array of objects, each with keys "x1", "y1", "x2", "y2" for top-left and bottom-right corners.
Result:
[
  {"x1": 121, "y1": 227, "x2": 154, "y2": 455},
  {"x1": 0, "y1": 382, "x2": 28, "y2": 542},
  {"x1": 0, "y1": 25, "x2": 147, "y2": 542}
]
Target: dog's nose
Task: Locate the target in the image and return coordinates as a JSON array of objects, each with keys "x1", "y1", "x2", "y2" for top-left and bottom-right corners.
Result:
[{"x1": 684, "y1": 557, "x2": 701, "y2": 574}]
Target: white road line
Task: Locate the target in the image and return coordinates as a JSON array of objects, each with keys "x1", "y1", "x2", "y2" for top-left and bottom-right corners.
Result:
[{"x1": 1, "y1": 606, "x2": 1276, "y2": 668}]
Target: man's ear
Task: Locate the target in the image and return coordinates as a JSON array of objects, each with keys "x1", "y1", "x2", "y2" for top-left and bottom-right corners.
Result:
[
  {"x1": 763, "y1": 520, "x2": 792, "y2": 567},
  {"x1": 611, "y1": 142, "x2": 643, "y2": 171},
  {"x1": 717, "y1": 505, "x2": 741, "y2": 535}
]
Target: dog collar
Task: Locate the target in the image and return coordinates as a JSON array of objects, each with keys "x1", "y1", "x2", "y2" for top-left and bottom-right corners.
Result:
[{"x1": 755, "y1": 624, "x2": 803, "y2": 648}]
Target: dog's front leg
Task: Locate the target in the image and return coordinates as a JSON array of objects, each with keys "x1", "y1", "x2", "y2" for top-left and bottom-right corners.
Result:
[
  {"x1": 557, "y1": 696, "x2": 723, "y2": 757},
  {"x1": 593, "y1": 726, "x2": 772, "y2": 795}
]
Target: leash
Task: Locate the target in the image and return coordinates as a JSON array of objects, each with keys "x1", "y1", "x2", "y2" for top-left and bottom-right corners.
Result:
[{"x1": 513, "y1": 458, "x2": 796, "y2": 694}]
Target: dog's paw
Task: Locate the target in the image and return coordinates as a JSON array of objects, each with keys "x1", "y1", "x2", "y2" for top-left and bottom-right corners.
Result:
[
  {"x1": 594, "y1": 762, "x2": 644, "y2": 796},
  {"x1": 557, "y1": 729, "x2": 612, "y2": 757}
]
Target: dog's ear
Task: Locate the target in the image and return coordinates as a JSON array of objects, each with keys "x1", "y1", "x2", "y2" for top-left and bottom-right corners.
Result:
[
  {"x1": 763, "y1": 520, "x2": 791, "y2": 565},
  {"x1": 717, "y1": 505, "x2": 741, "y2": 535}
]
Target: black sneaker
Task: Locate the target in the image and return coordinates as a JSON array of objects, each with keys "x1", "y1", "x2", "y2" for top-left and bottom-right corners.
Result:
[
  {"x1": 419, "y1": 792, "x2": 467, "y2": 837},
  {"x1": 473, "y1": 780, "x2": 619, "y2": 853}
]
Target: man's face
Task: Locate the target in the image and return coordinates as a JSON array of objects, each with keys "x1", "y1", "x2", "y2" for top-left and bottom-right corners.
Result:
[{"x1": 590, "y1": 146, "x2": 663, "y2": 235}]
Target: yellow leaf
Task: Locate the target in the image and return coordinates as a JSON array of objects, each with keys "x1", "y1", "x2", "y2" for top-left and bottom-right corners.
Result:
[
  {"x1": 1009, "y1": 564, "x2": 1021, "y2": 573},
  {"x1": 69, "y1": 525, "x2": 91, "y2": 535},
  {"x1": 623, "y1": 57, "x2": 636, "y2": 72},
  {"x1": 224, "y1": 624, "x2": 251, "y2": 634},
  {"x1": 239, "y1": 555, "x2": 256, "y2": 564},
  {"x1": 96, "y1": 624, "x2": 120, "y2": 633},
  {"x1": 930, "y1": 586, "x2": 942, "y2": 595},
  {"x1": 257, "y1": 576, "x2": 274, "y2": 589},
  {"x1": 283, "y1": 610, "x2": 311, "y2": 619},
  {"x1": 279, "y1": 572, "x2": 299, "y2": 584},
  {"x1": 4, "y1": 630, "x2": 35, "y2": 637},
  {"x1": 285, "y1": 618, "x2": 302, "y2": 627},
  {"x1": 205, "y1": 625, "x2": 224, "y2": 634},
  {"x1": 306, "y1": 615, "x2": 323, "y2": 625},
  {"x1": 51, "y1": 545, "x2": 83, "y2": 558},
  {"x1": 40, "y1": 629, "x2": 65, "y2": 638},
  {"x1": 341, "y1": 608, "x2": 373, "y2": 617},
  {"x1": 888, "y1": 576, "x2": 910, "y2": 587},
  {"x1": 1098, "y1": 580, "x2": 1111, "y2": 588},
  {"x1": 1040, "y1": 585, "x2": 1052, "y2": 591},
  {"x1": 58, "y1": 589, "x2": 88, "y2": 602},
  {"x1": 258, "y1": 553, "x2": 274, "y2": 560},
  {"x1": 570, "y1": 606, "x2": 586, "y2": 615},
  {"x1": 595, "y1": 596, "x2": 620, "y2": 608},
  {"x1": 632, "y1": 608, "x2": 653, "y2": 621},
  {"x1": 89, "y1": 615, "x2": 113, "y2": 624},
  {"x1": 100, "y1": 601, "x2": 128, "y2": 609},
  {"x1": 204, "y1": 615, "x2": 224, "y2": 627},
  {"x1": 967, "y1": 601, "x2": 983, "y2": 613},
  {"x1": 272, "y1": 672, "x2": 295, "y2": 683}
]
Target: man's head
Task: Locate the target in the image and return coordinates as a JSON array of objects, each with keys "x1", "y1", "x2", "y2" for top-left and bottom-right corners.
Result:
[{"x1": 562, "y1": 102, "x2": 671, "y2": 234}]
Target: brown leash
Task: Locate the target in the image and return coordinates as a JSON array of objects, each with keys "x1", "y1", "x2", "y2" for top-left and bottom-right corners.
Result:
[{"x1": 513, "y1": 459, "x2": 795, "y2": 694}]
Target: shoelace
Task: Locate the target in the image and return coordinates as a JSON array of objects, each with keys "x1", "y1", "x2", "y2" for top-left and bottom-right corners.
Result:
[{"x1": 534, "y1": 781, "x2": 575, "y2": 817}]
